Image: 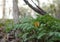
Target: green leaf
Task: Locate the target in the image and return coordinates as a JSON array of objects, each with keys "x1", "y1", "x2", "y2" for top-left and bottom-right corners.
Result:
[{"x1": 37, "y1": 32, "x2": 46, "y2": 39}]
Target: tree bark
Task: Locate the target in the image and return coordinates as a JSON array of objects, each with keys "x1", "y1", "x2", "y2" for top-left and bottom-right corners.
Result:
[
  {"x1": 2, "y1": 0, "x2": 6, "y2": 22},
  {"x1": 24, "y1": 0, "x2": 47, "y2": 15},
  {"x1": 13, "y1": 0, "x2": 19, "y2": 24}
]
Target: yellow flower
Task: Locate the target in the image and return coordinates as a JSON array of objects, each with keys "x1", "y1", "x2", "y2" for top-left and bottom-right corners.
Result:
[{"x1": 34, "y1": 21, "x2": 40, "y2": 27}]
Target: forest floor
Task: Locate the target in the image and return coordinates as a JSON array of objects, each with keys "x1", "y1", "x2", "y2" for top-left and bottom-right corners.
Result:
[{"x1": 0, "y1": 27, "x2": 21, "y2": 42}]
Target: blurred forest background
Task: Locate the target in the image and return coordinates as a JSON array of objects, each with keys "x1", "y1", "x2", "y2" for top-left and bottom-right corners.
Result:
[
  {"x1": 0, "y1": 0, "x2": 60, "y2": 42},
  {"x1": 0, "y1": 0, "x2": 60, "y2": 20}
]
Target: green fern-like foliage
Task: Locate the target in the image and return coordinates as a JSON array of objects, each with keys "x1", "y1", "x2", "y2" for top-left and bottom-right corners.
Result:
[
  {"x1": 4, "y1": 19, "x2": 14, "y2": 33},
  {"x1": 15, "y1": 14, "x2": 60, "y2": 42}
]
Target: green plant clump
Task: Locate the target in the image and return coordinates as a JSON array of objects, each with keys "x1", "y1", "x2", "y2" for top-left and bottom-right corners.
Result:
[
  {"x1": 14, "y1": 14, "x2": 60, "y2": 42},
  {"x1": 4, "y1": 19, "x2": 14, "y2": 33}
]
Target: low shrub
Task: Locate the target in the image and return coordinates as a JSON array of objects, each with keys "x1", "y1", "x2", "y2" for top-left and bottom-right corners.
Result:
[{"x1": 14, "y1": 14, "x2": 60, "y2": 42}]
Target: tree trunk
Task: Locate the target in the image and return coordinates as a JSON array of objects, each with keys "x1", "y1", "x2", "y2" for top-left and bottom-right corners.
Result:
[
  {"x1": 2, "y1": 0, "x2": 5, "y2": 22},
  {"x1": 24, "y1": 0, "x2": 47, "y2": 15},
  {"x1": 13, "y1": 0, "x2": 19, "y2": 24},
  {"x1": 53, "y1": 0, "x2": 60, "y2": 19},
  {"x1": 56, "y1": 5, "x2": 60, "y2": 19}
]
